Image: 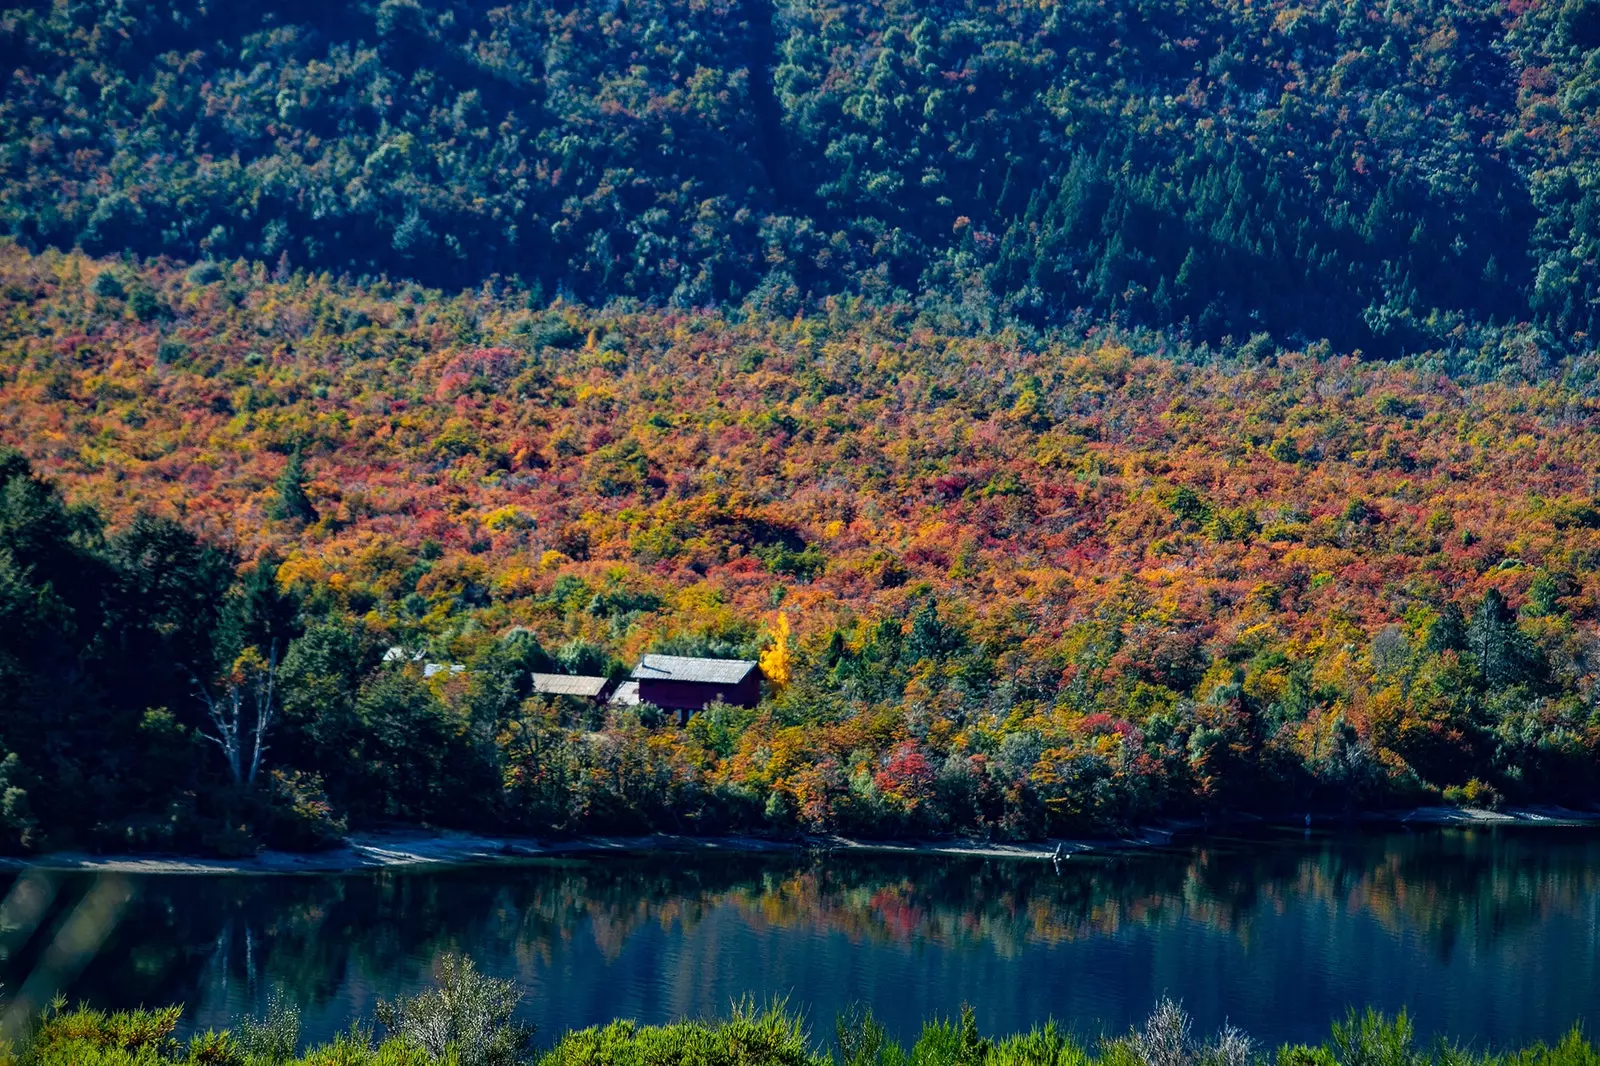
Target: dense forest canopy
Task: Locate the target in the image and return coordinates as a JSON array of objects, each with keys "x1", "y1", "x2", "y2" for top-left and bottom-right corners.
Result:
[
  {"x1": 3, "y1": 243, "x2": 1600, "y2": 851},
  {"x1": 6, "y1": 0, "x2": 1600, "y2": 853},
  {"x1": 6, "y1": 0, "x2": 1600, "y2": 353}
]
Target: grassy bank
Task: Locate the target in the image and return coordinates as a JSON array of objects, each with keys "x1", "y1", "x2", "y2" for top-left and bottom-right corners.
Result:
[{"x1": 7, "y1": 956, "x2": 1597, "y2": 1066}]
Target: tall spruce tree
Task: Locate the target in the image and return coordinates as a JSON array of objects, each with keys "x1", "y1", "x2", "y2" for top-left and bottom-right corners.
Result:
[{"x1": 271, "y1": 450, "x2": 317, "y2": 525}]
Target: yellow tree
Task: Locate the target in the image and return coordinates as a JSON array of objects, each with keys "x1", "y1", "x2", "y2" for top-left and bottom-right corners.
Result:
[{"x1": 760, "y1": 612, "x2": 792, "y2": 693}]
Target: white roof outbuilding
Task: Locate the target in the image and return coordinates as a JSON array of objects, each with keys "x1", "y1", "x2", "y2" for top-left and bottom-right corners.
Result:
[{"x1": 630, "y1": 655, "x2": 757, "y2": 685}]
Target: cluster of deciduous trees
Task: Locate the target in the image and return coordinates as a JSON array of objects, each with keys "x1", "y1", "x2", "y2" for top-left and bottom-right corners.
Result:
[
  {"x1": 2, "y1": 245, "x2": 1599, "y2": 852},
  {"x1": 5, "y1": 0, "x2": 1600, "y2": 353}
]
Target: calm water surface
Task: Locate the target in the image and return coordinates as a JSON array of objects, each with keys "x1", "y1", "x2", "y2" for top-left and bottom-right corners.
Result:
[{"x1": 2, "y1": 827, "x2": 1597, "y2": 1051}]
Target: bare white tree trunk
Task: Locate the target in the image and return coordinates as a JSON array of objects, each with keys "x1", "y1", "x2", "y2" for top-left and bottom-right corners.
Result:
[
  {"x1": 193, "y1": 676, "x2": 244, "y2": 784},
  {"x1": 246, "y1": 645, "x2": 277, "y2": 786},
  {"x1": 192, "y1": 644, "x2": 278, "y2": 788}
]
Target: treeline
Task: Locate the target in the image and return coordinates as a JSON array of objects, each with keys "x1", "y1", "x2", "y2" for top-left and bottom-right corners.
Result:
[
  {"x1": 5, "y1": 0, "x2": 1600, "y2": 353},
  {"x1": 2, "y1": 444, "x2": 1597, "y2": 856},
  {"x1": 0, "y1": 448, "x2": 316, "y2": 852},
  {"x1": 12, "y1": 972, "x2": 1600, "y2": 1066},
  {"x1": 8, "y1": 246, "x2": 1600, "y2": 850}
]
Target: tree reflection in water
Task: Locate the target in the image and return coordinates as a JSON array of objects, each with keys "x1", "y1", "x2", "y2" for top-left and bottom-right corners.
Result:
[{"x1": 1, "y1": 827, "x2": 1596, "y2": 1051}]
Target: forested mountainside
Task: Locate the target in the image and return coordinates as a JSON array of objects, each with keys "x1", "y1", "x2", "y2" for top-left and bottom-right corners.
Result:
[
  {"x1": 6, "y1": 0, "x2": 1600, "y2": 354},
  {"x1": 3, "y1": 244, "x2": 1600, "y2": 852}
]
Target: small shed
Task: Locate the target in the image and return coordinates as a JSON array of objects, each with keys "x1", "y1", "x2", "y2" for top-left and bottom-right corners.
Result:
[
  {"x1": 530, "y1": 673, "x2": 615, "y2": 705},
  {"x1": 631, "y1": 655, "x2": 759, "y2": 724},
  {"x1": 608, "y1": 680, "x2": 641, "y2": 707}
]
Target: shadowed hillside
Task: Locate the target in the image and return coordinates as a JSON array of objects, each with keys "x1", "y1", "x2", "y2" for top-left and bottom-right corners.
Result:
[{"x1": 6, "y1": 0, "x2": 1600, "y2": 352}]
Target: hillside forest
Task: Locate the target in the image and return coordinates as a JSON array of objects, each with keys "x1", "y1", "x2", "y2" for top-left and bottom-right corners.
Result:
[
  {"x1": 5, "y1": 0, "x2": 1600, "y2": 852},
  {"x1": 3, "y1": 243, "x2": 1600, "y2": 851},
  {"x1": 7, "y1": 0, "x2": 1600, "y2": 355}
]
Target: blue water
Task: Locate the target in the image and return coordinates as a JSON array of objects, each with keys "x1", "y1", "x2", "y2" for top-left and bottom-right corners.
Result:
[{"x1": 2, "y1": 826, "x2": 1597, "y2": 1051}]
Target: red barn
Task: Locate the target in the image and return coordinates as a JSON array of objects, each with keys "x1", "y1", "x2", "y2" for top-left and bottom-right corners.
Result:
[{"x1": 631, "y1": 655, "x2": 760, "y2": 724}]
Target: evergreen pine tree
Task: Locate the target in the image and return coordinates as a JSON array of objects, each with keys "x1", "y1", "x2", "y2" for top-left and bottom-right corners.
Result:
[
  {"x1": 1467, "y1": 589, "x2": 1523, "y2": 688},
  {"x1": 271, "y1": 450, "x2": 317, "y2": 525}
]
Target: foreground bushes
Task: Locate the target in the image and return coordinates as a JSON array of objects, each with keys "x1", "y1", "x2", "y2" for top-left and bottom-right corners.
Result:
[{"x1": 7, "y1": 959, "x2": 1599, "y2": 1066}]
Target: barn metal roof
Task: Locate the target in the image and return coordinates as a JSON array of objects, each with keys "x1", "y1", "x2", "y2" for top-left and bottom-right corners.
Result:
[
  {"x1": 608, "y1": 680, "x2": 641, "y2": 706},
  {"x1": 531, "y1": 673, "x2": 612, "y2": 698},
  {"x1": 631, "y1": 655, "x2": 757, "y2": 685}
]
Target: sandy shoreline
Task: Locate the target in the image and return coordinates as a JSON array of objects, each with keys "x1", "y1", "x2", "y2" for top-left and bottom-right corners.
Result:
[
  {"x1": 1392, "y1": 804, "x2": 1600, "y2": 826},
  {"x1": 2, "y1": 805, "x2": 1593, "y2": 875},
  {"x1": 0, "y1": 829, "x2": 1170, "y2": 875}
]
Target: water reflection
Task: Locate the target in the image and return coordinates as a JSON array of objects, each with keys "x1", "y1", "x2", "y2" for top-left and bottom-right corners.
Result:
[{"x1": 3, "y1": 827, "x2": 1598, "y2": 1051}]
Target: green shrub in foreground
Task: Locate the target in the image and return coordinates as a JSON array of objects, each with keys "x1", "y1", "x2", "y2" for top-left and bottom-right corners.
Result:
[
  {"x1": 543, "y1": 1002, "x2": 812, "y2": 1066},
  {"x1": 8, "y1": 974, "x2": 1600, "y2": 1066}
]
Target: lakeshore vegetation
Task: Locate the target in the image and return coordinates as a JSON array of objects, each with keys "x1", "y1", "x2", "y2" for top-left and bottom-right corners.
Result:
[
  {"x1": 5, "y1": 0, "x2": 1600, "y2": 853},
  {"x1": 7, "y1": 963, "x2": 1600, "y2": 1066}
]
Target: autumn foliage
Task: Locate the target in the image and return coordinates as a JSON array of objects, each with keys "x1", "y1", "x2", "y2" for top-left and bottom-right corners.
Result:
[{"x1": 2, "y1": 244, "x2": 1600, "y2": 849}]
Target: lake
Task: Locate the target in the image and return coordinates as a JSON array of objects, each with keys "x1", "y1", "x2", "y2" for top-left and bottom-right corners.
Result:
[{"x1": 1, "y1": 826, "x2": 1597, "y2": 1052}]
